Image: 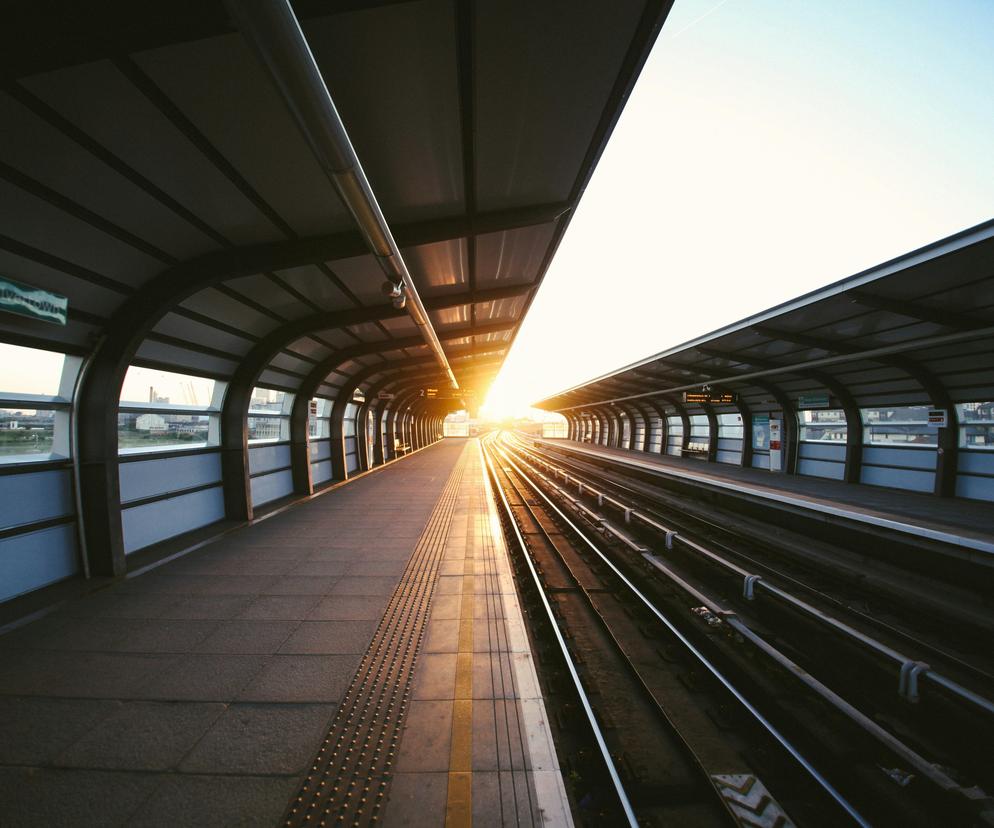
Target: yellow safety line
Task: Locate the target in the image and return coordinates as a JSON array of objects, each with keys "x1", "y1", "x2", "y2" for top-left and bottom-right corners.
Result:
[{"x1": 446, "y1": 539, "x2": 475, "y2": 826}]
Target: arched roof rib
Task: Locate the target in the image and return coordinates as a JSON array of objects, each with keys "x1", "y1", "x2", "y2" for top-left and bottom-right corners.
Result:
[
  {"x1": 535, "y1": 220, "x2": 994, "y2": 414},
  {"x1": 1, "y1": 0, "x2": 670, "y2": 389},
  {"x1": 3, "y1": 0, "x2": 676, "y2": 577}
]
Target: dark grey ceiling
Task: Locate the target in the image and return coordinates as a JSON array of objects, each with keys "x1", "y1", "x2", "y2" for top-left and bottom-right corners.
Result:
[{"x1": 0, "y1": 0, "x2": 674, "y2": 398}]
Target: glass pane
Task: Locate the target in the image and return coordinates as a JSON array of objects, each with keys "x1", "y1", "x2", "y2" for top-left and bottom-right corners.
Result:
[
  {"x1": 667, "y1": 416, "x2": 684, "y2": 435},
  {"x1": 689, "y1": 414, "x2": 709, "y2": 438},
  {"x1": 121, "y1": 365, "x2": 217, "y2": 407},
  {"x1": 310, "y1": 398, "x2": 333, "y2": 418},
  {"x1": 798, "y1": 409, "x2": 848, "y2": 443},
  {"x1": 0, "y1": 343, "x2": 68, "y2": 397},
  {"x1": 718, "y1": 412, "x2": 743, "y2": 438},
  {"x1": 248, "y1": 415, "x2": 289, "y2": 442},
  {"x1": 117, "y1": 412, "x2": 212, "y2": 453},
  {"x1": 0, "y1": 407, "x2": 55, "y2": 458},
  {"x1": 309, "y1": 417, "x2": 330, "y2": 439},
  {"x1": 249, "y1": 387, "x2": 289, "y2": 414},
  {"x1": 860, "y1": 405, "x2": 936, "y2": 446},
  {"x1": 958, "y1": 402, "x2": 994, "y2": 450}
]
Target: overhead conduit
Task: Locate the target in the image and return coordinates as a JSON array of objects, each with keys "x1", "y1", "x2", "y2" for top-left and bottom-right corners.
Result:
[{"x1": 226, "y1": 0, "x2": 459, "y2": 390}]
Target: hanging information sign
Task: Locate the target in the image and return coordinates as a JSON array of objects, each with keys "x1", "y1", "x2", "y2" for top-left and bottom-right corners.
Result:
[{"x1": 0, "y1": 276, "x2": 68, "y2": 326}]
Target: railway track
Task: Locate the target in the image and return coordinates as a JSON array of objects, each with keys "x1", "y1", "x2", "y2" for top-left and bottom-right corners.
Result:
[{"x1": 484, "y1": 432, "x2": 994, "y2": 827}]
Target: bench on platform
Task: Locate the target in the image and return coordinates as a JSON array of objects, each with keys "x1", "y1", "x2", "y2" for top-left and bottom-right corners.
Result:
[
  {"x1": 394, "y1": 441, "x2": 412, "y2": 456},
  {"x1": 678, "y1": 441, "x2": 710, "y2": 459}
]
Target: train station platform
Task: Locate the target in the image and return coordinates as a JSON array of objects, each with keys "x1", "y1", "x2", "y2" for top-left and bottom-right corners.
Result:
[
  {"x1": 533, "y1": 438, "x2": 994, "y2": 558},
  {"x1": 0, "y1": 439, "x2": 570, "y2": 827}
]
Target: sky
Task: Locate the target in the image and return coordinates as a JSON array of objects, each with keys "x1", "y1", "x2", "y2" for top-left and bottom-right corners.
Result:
[{"x1": 480, "y1": 0, "x2": 994, "y2": 419}]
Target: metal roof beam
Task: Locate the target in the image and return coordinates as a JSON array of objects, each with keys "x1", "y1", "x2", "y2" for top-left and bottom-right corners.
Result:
[{"x1": 846, "y1": 290, "x2": 985, "y2": 330}]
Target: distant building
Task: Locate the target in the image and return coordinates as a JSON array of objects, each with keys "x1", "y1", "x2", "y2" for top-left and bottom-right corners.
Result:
[{"x1": 136, "y1": 413, "x2": 167, "y2": 432}]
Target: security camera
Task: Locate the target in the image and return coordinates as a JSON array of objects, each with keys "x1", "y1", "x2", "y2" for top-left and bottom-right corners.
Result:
[{"x1": 381, "y1": 280, "x2": 406, "y2": 309}]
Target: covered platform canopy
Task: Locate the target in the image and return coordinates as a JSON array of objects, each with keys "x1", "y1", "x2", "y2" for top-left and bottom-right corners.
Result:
[
  {"x1": 0, "y1": 0, "x2": 673, "y2": 589},
  {"x1": 535, "y1": 221, "x2": 994, "y2": 501}
]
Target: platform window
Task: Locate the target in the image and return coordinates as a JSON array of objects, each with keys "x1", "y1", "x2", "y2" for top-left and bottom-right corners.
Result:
[
  {"x1": 443, "y1": 411, "x2": 470, "y2": 438},
  {"x1": 689, "y1": 414, "x2": 710, "y2": 440},
  {"x1": 666, "y1": 415, "x2": 684, "y2": 436},
  {"x1": 309, "y1": 398, "x2": 332, "y2": 439},
  {"x1": 248, "y1": 387, "x2": 293, "y2": 443},
  {"x1": 0, "y1": 343, "x2": 81, "y2": 464},
  {"x1": 118, "y1": 365, "x2": 224, "y2": 454},
  {"x1": 958, "y1": 402, "x2": 994, "y2": 450},
  {"x1": 860, "y1": 405, "x2": 936, "y2": 447},
  {"x1": 798, "y1": 409, "x2": 847, "y2": 443},
  {"x1": 717, "y1": 413, "x2": 743, "y2": 439}
]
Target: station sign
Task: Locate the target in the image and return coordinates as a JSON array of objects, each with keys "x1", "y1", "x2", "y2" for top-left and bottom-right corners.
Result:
[
  {"x1": 798, "y1": 394, "x2": 830, "y2": 410},
  {"x1": 927, "y1": 408, "x2": 948, "y2": 427},
  {"x1": 377, "y1": 391, "x2": 395, "y2": 401},
  {"x1": 683, "y1": 390, "x2": 737, "y2": 405},
  {"x1": 0, "y1": 276, "x2": 68, "y2": 326},
  {"x1": 421, "y1": 387, "x2": 475, "y2": 400}
]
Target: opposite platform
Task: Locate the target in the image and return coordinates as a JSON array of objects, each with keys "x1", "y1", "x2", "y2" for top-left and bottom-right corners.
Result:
[
  {"x1": 535, "y1": 437, "x2": 994, "y2": 555},
  {"x1": 0, "y1": 439, "x2": 569, "y2": 827}
]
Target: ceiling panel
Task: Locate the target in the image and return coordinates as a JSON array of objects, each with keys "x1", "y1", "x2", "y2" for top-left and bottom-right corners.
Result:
[
  {"x1": 22, "y1": 60, "x2": 284, "y2": 246},
  {"x1": 305, "y1": 0, "x2": 464, "y2": 223},
  {"x1": 133, "y1": 33, "x2": 351, "y2": 238},
  {"x1": 475, "y1": 223, "x2": 557, "y2": 287}
]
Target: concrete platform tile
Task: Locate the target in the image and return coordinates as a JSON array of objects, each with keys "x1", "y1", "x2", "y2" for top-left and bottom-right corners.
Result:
[
  {"x1": 411, "y1": 652, "x2": 457, "y2": 700},
  {"x1": 393, "y1": 700, "x2": 453, "y2": 773},
  {"x1": 195, "y1": 620, "x2": 299, "y2": 654},
  {"x1": 132, "y1": 653, "x2": 266, "y2": 702},
  {"x1": 0, "y1": 767, "x2": 161, "y2": 828},
  {"x1": 427, "y1": 594, "x2": 462, "y2": 620},
  {"x1": 519, "y1": 698, "x2": 560, "y2": 772},
  {"x1": 472, "y1": 652, "x2": 517, "y2": 701},
  {"x1": 111, "y1": 620, "x2": 220, "y2": 653},
  {"x1": 0, "y1": 651, "x2": 179, "y2": 699},
  {"x1": 329, "y1": 576, "x2": 399, "y2": 596},
  {"x1": 434, "y1": 576, "x2": 465, "y2": 595},
  {"x1": 346, "y1": 559, "x2": 409, "y2": 576},
  {"x1": 129, "y1": 773, "x2": 300, "y2": 828},
  {"x1": 437, "y1": 559, "x2": 466, "y2": 576},
  {"x1": 237, "y1": 594, "x2": 322, "y2": 620},
  {"x1": 278, "y1": 620, "x2": 378, "y2": 654},
  {"x1": 26, "y1": 616, "x2": 128, "y2": 651},
  {"x1": 61, "y1": 592, "x2": 179, "y2": 621},
  {"x1": 471, "y1": 770, "x2": 537, "y2": 828},
  {"x1": 473, "y1": 618, "x2": 509, "y2": 653},
  {"x1": 264, "y1": 575, "x2": 341, "y2": 595},
  {"x1": 56, "y1": 701, "x2": 225, "y2": 771},
  {"x1": 423, "y1": 619, "x2": 460, "y2": 653},
  {"x1": 156, "y1": 595, "x2": 255, "y2": 620},
  {"x1": 303, "y1": 547, "x2": 359, "y2": 561},
  {"x1": 237, "y1": 654, "x2": 359, "y2": 703},
  {"x1": 307, "y1": 595, "x2": 389, "y2": 620},
  {"x1": 179, "y1": 702, "x2": 334, "y2": 775},
  {"x1": 381, "y1": 771, "x2": 449, "y2": 827},
  {"x1": 473, "y1": 700, "x2": 528, "y2": 772},
  {"x1": 0, "y1": 697, "x2": 122, "y2": 765},
  {"x1": 289, "y1": 560, "x2": 352, "y2": 576}
]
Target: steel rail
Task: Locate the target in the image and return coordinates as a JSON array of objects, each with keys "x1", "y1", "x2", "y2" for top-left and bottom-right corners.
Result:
[
  {"x1": 480, "y1": 437, "x2": 638, "y2": 828},
  {"x1": 491, "y1": 435, "x2": 869, "y2": 827},
  {"x1": 511, "y1": 433, "x2": 994, "y2": 717}
]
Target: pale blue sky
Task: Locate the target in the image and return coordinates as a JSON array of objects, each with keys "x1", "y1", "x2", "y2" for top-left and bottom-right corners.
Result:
[{"x1": 482, "y1": 0, "x2": 994, "y2": 417}]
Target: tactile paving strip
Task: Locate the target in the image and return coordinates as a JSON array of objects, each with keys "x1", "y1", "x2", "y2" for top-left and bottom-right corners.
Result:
[{"x1": 283, "y1": 453, "x2": 467, "y2": 827}]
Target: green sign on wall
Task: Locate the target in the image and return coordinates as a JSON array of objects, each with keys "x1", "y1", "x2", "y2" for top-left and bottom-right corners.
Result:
[{"x1": 0, "y1": 276, "x2": 68, "y2": 326}]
